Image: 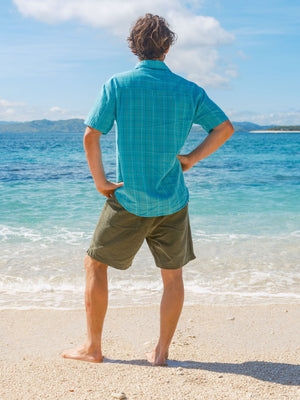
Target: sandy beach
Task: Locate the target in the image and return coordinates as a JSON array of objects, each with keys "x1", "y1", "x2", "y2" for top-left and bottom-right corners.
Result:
[{"x1": 0, "y1": 304, "x2": 299, "y2": 399}]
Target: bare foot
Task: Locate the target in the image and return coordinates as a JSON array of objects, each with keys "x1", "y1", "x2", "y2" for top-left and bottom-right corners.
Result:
[
  {"x1": 145, "y1": 348, "x2": 168, "y2": 366},
  {"x1": 62, "y1": 344, "x2": 103, "y2": 363}
]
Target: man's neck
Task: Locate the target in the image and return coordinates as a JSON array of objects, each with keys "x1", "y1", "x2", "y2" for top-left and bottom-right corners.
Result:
[{"x1": 138, "y1": 56, "x2": 166, "y2": 62}]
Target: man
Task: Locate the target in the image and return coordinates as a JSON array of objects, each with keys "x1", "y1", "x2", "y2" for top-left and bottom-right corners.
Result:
[{"x1": 62, "y1": 13, "x2": 234, "y2": 366}]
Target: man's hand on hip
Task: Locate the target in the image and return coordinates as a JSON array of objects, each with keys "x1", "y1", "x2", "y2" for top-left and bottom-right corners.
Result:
[
  {"x1": 177, "y1": 120, "x2": 234, "y2": 171},
  {"x1": 97, "y1": 180, "x2": 124, "y2": 199},
  {"x1": 177, "y1": 154, "x2": 192, "y2": 172}
]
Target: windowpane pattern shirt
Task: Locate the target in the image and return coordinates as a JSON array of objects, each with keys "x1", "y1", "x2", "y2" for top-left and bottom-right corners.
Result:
[{"x1": 85, "y1": 60, "x2": 228, "y2": 217}]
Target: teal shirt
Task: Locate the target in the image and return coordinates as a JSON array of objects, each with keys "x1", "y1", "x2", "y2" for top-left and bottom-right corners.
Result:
[{"x1": 85, "y1": 60, "x2": 228, "y2": 217}]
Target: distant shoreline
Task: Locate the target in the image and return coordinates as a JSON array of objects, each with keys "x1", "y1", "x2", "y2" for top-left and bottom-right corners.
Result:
[{"x1": 250, "y1": 130, "x2": 300, "y2": 133}]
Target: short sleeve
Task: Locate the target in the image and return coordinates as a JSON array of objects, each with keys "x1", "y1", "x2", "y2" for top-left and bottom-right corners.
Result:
[
  {"x1": 84, "y1": 78, "x2": 116, "y2": 134},
  {"x1": 193, "y1": 89, "x2": 228, "y2": 133}
]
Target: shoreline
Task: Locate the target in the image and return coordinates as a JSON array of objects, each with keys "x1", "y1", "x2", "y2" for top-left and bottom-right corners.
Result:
[
  {"x1": 249, "y1": 130, "x2": 300, "y2": 133},
  {"x1": 1, "y1": 304, "x2": 299, "y2": 399}
]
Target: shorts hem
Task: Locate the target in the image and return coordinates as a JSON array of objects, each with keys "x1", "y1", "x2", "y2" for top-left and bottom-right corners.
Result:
[
  {"x1": 155, "y1": 254, "x2": 196, "y2": 270},
  {"x1": 86, "y1": 249, "x2": 131, "y2": 270}
]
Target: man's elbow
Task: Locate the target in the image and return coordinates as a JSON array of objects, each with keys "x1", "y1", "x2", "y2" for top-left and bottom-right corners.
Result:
[
  {"x1": 83, "y1": 126, "x2": 102, "y2": 146},
  {"x1": 220, "y1": 119, "x2": 234, "y2": 141},
  {"x1": 210, "y1": 120, "x2": 234, "y2": 140},
  {"x1": 224, "y1": 120, "x2": 235, "y2": 138}
]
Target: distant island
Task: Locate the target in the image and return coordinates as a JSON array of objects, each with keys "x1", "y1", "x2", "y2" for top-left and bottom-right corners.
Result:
[
  {"x1": 251, "y1": 125, "x2": 300, "y2": 133},
  {"x1": 0, "y1": 119, "x2": 86, "y2": 134},
  {"x1": 0, "y1": 118, "x2": 299, "y2": 134}
]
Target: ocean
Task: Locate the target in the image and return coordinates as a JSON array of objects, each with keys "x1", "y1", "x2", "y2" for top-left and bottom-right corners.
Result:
[{"x1": 0, "y1": 129, "x2": 299, "y2": 309}]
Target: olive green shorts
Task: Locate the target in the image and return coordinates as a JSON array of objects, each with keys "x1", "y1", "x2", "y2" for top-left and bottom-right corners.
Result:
[{"x1": 87, "y1": 194, "x2": 196, "y2": 270}]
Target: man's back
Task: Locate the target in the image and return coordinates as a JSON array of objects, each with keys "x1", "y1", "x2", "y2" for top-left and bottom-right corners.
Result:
[{"x1": 86, "y1": 60, "x2": 227, "y2": 216}]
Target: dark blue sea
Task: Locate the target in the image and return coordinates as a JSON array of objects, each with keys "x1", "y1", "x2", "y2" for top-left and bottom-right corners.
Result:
[{"x1": 0, "y1": 129, "x2": 299, "y2": 308}]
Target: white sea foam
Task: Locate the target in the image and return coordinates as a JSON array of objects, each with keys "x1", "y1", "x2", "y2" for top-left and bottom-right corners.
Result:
[
  {"x1": 2, "y1": 223, "x2": 300, "y2": 244},
  {"x1": 0, "y1": 225, "x2": 42, "y2": 242},
  {"x1": 0, "y1": 224, "x2": 299, "y2": 309},
  {"x1": 0, "y1": 258, "x2": 299, "y2": 309},
  {"x1": 0, "y1": 224, "x2": 91, "y2": 245}
]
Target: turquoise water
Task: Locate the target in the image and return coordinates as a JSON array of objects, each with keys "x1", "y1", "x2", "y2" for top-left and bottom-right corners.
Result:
[{"x1": 0, "y1": 129, "x2": 299, "y2": 308}]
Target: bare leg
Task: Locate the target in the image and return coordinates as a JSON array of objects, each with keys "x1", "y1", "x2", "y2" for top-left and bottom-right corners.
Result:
[
  {"x1": 146, "y1": 267, "x2": 184, "y2": 366},
  {"x1": 62, "y1": 255, "x2": 108, "y2": 362}
]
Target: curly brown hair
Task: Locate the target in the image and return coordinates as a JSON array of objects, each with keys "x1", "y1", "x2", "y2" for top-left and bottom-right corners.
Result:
[{"x1": 127, "y1": 13, "x2": 176, "y2": 60}]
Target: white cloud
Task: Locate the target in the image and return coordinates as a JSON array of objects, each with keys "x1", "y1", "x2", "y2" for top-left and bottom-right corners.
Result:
[
  {"x1": 0, "y1": 98, "x2": 26, "y2": 120},
  {"x1": 168, "y1": 12, "x2": 233, "y2": 48},
  {"x1": 166, "y1": 11, "x2": 235, "y2": 86},
  {"x1": 13, "y1": 0, "x2": 236, "y2": 87},
  {"x1": 225, "y1": 69, "x2": 238, "y2": 78},
  {"x1": 237, "y1": 50, "x2": 249, "y2": 60},
  {"x1": 0, "y1": 97, "x2": 77, "y2": 121},
  {"x1": 0, "y1": 98, "x2": 26, "y2": 108},
  {"x1": 49, "y1": 106, "x2": 67, "y2": 114},
  {"x1": 13, "y1": 0, "x2": 177, "y2": 33},
  {"x1": 252, "y1": 112, "x2": 300, "y2": 126}
]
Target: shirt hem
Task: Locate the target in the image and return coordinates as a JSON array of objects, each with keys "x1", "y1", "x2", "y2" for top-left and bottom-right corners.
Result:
[{"x1": 114, "y1": 191, "x2": 189, "y2": 217}]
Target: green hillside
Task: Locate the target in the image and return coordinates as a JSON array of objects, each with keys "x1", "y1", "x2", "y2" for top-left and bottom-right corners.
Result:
[{"x1": 0, "y1": 119, "x2": 86, "y2": 134}]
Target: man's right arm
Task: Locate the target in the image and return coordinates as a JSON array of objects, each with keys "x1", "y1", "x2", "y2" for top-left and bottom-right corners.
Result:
[{"x1": 177, "y1": 119, "x2": 234, "y2": 172}]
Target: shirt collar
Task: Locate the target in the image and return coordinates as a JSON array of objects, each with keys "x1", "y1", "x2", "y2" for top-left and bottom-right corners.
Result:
[{"x1": 135, "y1": 60, "x2": 170, "y2": 71}]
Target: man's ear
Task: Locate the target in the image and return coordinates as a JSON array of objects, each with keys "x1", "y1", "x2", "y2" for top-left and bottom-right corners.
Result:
[{"x1": 129, "y1": 40, "x2": 137, "y2": 55}]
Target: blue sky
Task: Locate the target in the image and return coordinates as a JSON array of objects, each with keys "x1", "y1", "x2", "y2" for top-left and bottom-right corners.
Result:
[{"x1": 0, "y1": 0, "x2": 299, "y2": 125}]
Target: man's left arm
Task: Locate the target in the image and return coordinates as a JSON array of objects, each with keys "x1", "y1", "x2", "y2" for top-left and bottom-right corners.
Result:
[
  {"x1": 177, "y1": 119, "x2": 234, "y2": 172},
  {"x1": 84, "y1": 126, "x2": 123, "y2": 198}
]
